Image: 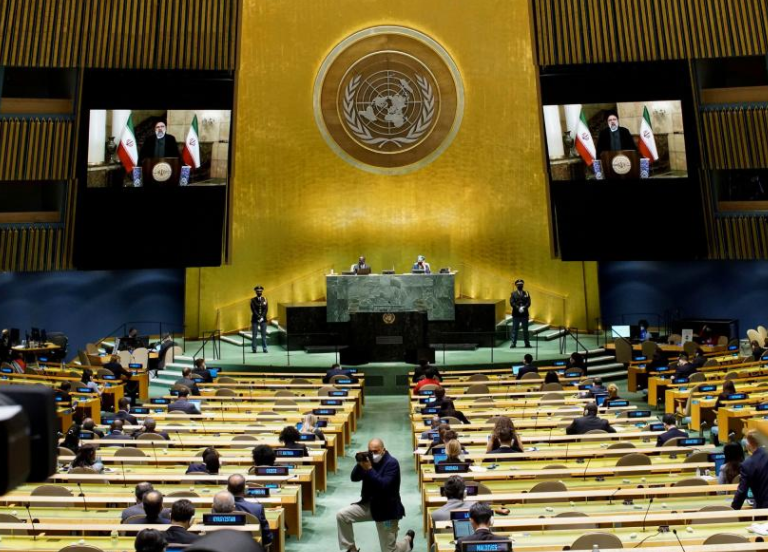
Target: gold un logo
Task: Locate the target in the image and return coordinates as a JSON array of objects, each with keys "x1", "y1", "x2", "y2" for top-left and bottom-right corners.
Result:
[{"x1": 314, "y1": 26, "x2": 464, "y2": 174}]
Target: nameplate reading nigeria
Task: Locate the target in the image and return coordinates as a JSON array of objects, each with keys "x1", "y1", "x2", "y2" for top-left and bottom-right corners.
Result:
[{"x1": 326, "y1": 273, "x2": 456, "y2": 322}]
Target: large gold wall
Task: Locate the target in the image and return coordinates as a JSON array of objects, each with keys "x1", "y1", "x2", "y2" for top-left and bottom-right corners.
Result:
[{"x1": 185, "y1": 0, "x2": 601, "y2": 337}]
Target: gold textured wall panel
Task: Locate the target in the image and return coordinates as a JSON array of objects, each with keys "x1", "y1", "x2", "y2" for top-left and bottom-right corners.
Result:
[
  {"x1": 185, "y1": 0, "x2": 601, "y2": 337},
  {"x1": 0, "y1": 118, "x2": 73, "y2": 180},
  {"x1": 531, "y1": 0, "x2": 768, "y2": 65}
]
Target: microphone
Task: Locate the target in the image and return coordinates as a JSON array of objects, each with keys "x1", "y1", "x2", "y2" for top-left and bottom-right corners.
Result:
[
  {"x1": 175, "y1": 430, "x2": 185, "y2": 448},
  {"x1": 25, "y1": 503, "x2": 38, "y2": 540},
  {"x1": 150, "y1": 440, "x2": 159, "y2": 467},
  {"x1": 641, "y1": 497, "x2": 654, "y2": 532},
  {"x1": 582, "y1": 455, "x2": 593, "y2": 480},
  {"x1": 564, "y1": 439, "x2": 570, "y2": 460},
  {"x1": 77, "y1": 482, "x2": 89, "y2": 512},
  {"x1": 632, "y1": 529, "x2": 659, "y2": 548},
  {"x1": 672, "y1": 529, "x2": 687, "y2": 552},
  {"x1": 607, "y1": 486, "x2": 622, "y2": 505},
  {"x1": 219, "y1": 399, "x2": 226, "y2": 423},
  {"x1": 120, "y1": 461, "x2": 127, "y2": 488}
]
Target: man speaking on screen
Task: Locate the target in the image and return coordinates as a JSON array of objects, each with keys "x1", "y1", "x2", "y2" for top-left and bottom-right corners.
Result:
[
  {"x1": 596, "y1": 111, "x2": 637, "y2": 157},
  {"x1": 139, "y1": 120, "x2": 180, "y2": 163}
]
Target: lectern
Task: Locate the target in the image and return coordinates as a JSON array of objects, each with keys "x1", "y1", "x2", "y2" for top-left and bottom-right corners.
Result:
[
  {"x1": 599, "y1": 150, "x2": 640, "y2": 179},
  {"x1": 141, "y1": 157, "x2": 181, "y2": 187}
]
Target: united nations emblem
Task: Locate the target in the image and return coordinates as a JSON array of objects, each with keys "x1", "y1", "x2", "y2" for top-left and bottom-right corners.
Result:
[
  {"x1": 611, "y1": 154, "x2": 632, "y2": 176},
  {"x1": 382, "y1": 313, "x2": 396, "y2": 325},
  {"x1": 151, "y1": 162, "x2": 173, "y2": 182},
  {"x1": 314, "y1": 26, "x2": 464, "y2": 174}
]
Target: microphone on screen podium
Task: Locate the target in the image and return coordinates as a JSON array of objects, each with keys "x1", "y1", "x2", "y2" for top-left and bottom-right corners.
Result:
[{"x1": 25, "y1": 503, "x2": 39, "y2": 540}]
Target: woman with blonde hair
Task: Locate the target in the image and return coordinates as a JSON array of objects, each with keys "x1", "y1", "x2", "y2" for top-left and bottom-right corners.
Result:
[
  {"x1": 603, "y1": 383, "x2": 622, "y2": 407},
  {"x1": 438, "y1": 439, "x2": 470, "y2": 465},
  {"x1": 300, "y1": 413, "x2": 325, "y2": 441}
]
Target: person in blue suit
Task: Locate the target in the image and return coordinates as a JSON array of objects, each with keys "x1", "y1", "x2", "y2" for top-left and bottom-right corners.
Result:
[{"x1": 732, "y1": 431, "x2": 768, "y2": 510}]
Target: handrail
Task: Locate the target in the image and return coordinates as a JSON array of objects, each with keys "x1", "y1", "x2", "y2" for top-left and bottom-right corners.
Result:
[{"x1": 193, "y1": 329, "x2": 221, "y2": 361}]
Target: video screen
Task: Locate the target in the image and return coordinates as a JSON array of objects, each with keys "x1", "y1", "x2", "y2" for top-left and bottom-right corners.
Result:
[
  {"x1": 543, "y1": 101, "x2": 687, "y2": 181},
  {"x1": 86, "y1": 109, "x2": 230, "y2": 188}
]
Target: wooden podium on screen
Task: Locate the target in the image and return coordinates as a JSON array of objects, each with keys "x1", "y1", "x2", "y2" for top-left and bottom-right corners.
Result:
[
  {"x1": 599, "y1": 150, "x2": 640, "y2": 179},
  {"x1": 142, "y1": 157, "x2": 181, "y2": 187}
]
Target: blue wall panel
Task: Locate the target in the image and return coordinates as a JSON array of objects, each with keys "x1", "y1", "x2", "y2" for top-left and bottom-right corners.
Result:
[
  {"x1": 0, "y1": 269, "x2": 185, "y2": 360},
  {"x1": 599, "y1": 261, "x2": 768, "y2": 333}
]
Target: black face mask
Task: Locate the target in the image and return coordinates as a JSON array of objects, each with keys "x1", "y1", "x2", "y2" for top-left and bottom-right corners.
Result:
[{"x1": 516, "y1": 285, "x2": 523, "y2": 291}]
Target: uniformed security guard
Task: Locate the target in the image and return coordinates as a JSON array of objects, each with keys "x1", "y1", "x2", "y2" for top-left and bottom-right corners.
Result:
[
  {"x1": 509, "y1": 279, "x2": 531, "y2": 348},
  {"x1": 250, "y1": 286, "x2": 269, "y2": 353}
]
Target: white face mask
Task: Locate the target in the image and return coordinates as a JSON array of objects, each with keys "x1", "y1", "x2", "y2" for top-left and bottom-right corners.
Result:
[{"x1": 371, "y1": 453, "x2": 383, "y2": 463}]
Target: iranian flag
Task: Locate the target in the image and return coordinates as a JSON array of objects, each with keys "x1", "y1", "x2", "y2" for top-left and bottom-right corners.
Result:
[
  {"x1": 639, "y1": 106, "x2": 659, "y2": 161},
  {"x1": 117, "y1": 114, "x2": 138, "y2": 173},
  {"x1": 574, "y1": 109, "x2": 596, "y2": 166},
  {"x1": 182, "y1": 115, "x2": 201, "y2": 168}
]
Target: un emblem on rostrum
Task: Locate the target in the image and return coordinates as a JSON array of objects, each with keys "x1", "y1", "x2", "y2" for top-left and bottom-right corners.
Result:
[{"x1": 314, "y1": 26, "x2": 464, "y2": 174}]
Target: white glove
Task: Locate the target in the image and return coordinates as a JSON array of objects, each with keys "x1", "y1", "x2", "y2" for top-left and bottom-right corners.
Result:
[{"x1": 518, "y1": 307, "x2": 525, "y2": 313}]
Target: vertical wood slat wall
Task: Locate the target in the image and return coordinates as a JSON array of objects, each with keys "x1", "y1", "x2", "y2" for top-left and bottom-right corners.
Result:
[
  {"x1": 531, "y1": 0, "x2": 768, "y2": 66},
  {"x1": 0, "y1": 0, "x2": 238, "y2": 272},
  {"x1": 0, "y1": 0, "x2": 238, "y2": 69},
  {"x1": 701, "y1": 107, "x2": 768, "y2": 170}
]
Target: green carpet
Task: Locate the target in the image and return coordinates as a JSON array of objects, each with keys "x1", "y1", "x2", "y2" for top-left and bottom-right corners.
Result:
[{"x1": 290, "y1": 395, "x2": 424, "y2": 552}]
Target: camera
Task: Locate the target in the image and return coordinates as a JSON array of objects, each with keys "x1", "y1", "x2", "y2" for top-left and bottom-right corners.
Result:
[
  {"x1": 355, "y1": 451, "x2": 373, "y2": 463},
  {"x1": 0, "y1": 386, "x2": 58, "y2": 495}
]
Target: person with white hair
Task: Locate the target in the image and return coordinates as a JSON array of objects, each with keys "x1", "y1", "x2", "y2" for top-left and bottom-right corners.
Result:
[
  {"x1": 411, "y1": 255, "x2": 431, "y2": 274},
  {"x1": 211, "y1": 491, "x2": 236, "y2": 514}
]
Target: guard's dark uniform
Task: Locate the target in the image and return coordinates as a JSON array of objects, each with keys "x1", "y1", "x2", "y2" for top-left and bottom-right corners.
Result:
[
  {"x1": 510, "y1": 283, "x2": 531, "y2": 348},
  {"x1": 250, "y1": 290, "x2": 269, "y2": 353}
]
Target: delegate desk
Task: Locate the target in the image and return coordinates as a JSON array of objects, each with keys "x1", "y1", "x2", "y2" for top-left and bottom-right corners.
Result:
[
  {"x1": 7, "y1": 485, "x2": 292, "y2": 544},
  {"x1": 50, "y1": 458, "x2": 318, "y2": 513},
  {"x1": 433, "y1": 516, "x2": 764, "y2": 552}
]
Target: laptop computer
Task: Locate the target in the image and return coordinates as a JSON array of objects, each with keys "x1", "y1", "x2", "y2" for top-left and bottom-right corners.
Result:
[
  {"x1": 452, "y1": 515, "x2": 473, "y2": 541},
  {"x1": 356, "y1": 267, "x2": 372, "y2": 275}
]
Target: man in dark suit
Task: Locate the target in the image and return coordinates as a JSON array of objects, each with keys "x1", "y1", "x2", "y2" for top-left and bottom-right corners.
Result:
[
  {"x1": 733, "y1": 431, "x2": 768, "y2": 509},
  {"x1": 227, "y1": 474, "x2": 273, "y2": 548},
  {"x1": 164, "y1": 499, "x2": 199, "y2": 545},
  {"x1": 102, "y1": 419, "x2": 127, "y2": 445},
  {"x1": 82, "y1": 417, "x2": 105, "y2": 438},
  {"x1": 122, "y1": 483, "x2": 156, "y2": 522},
  {"x1": 138, "y1": 121, "x2": 179, "y2": 163},
  {"x1": 455, "y1": 502, "x2": 510, "y2": 552},
  {"x1": 510, "y1": 279, "x2": 531, "y2": 348},
  {"x1": 192, "y1": 358, "x2": 213, "y2": 383},
  {"x1": 337, "y1": 438, "x2": 414, "y2": 552},
  {"x1": 596, "y1": 112, "x2": 638, "y2": 157},
  {"x1": 115, "y1": 397, "x2": 139, "y2": 425},
  {"x1": 168, "y1": 387, "x2": 201, "y2": 415},
  {"x1": 565, "y1": 402, "x2": 616, "y2": 435},
  {"x1": 673, "y1": 353, "x2": 697, "y2": 380},
  {"x1": 656, "y1": 413, "x2": 689, "y2": 447},
  {"x1": 351, "y1": 256, "x2": 371, "y2": 274},
  {"x1": 174, "y1": 367, "x2": 201, "y2": 395},
  {"x1": 516, "y1": 354, "x2": 537, "y2": 380},
  {"x1": 323, "y1": 363, "x2": 358, "y2": 384},
  {"x1": 131, "y1": 417, "x2": 169, "y2": 440},
  {"x1": 126, "y1": 491, "x2": 171, "y2": 524}
]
